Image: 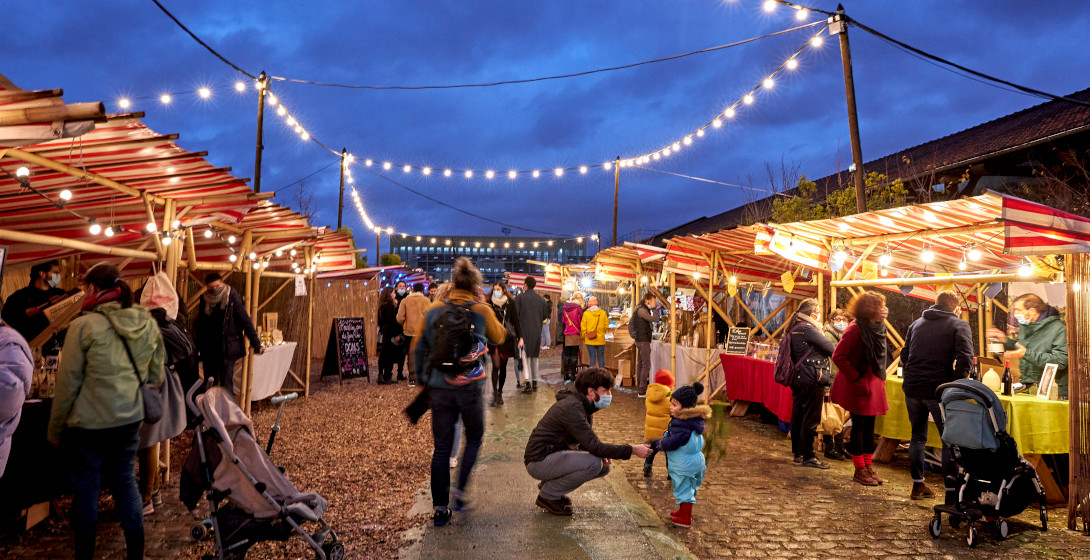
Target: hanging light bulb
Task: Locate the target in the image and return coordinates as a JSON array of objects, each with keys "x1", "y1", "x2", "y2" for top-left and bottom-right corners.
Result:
[
  {"x1": 227, "y1": 235, "x2": 237, "y2": 244},
  {"x1": 161, "y1": 235, "x2": 172, "y2": 246},
  {"x1": 958, "y1": 259, "x2": 967, "y2": 271},
  {"x1": 554, "y1": 168, "x2": 564, "y2": 177},
  {"x1": 921, "y1": 247, "x2": 935, "y2": 263},
  {"x1": 252, "y1": 262, "x2": 260, "y2": 270},
  {"x1": 104, "y1": 226, "x2": 115, "y2": 237},
  {"x1": 16, "y1": 167, "x2": 29, "y2": 178},
  {"x1": 171, "y1": 220, "x2": 180, "y2": 229},
  {"x1": 290, "y1": 249, "x2": 297, "y2": 256},
  {"x1": 968, "y1": 246, "x2": 982, "y2": 261},
  {"x1": 275, "y1": 249, "x2": 283, "y2": 257},
  {"x1": 204, "y1": 229, "x2": 213, "y2": 239},
  {"x1": 261, "y1": 260, "x2": 269, "y2": 268},
  {"x1": 159, "y1": 94, "x2": 172, "y2": 104},
  {"x1": 118, "y1": 98, "x2": 131, "y2": 109},
  {"x1": 59, "y1": 190, "x2": 72, "y2": 201},
  {"x1": 198, "y1": 87, "x2": 212, "y2": 99},
  {"x1": 249, "y1": 252, "x2": 257, "y2": 261},
  {"x1": 1019, "y1": 260, "x2": 1033, "y2": 277},
  {"x1": 229, "y1": 254, "x2": 238, "y2": 262},
  {"x1": 743, "y1": 94, "x2": 754, "y2": 105},
  {"x1": 235, "y1": 81, "x2": 246, "y2": 92},
  {"x1": 811, "y1": 36, "x2": 824, "y2": 47},
  {"x1": 763, "y1": 78, "x2": 774, "y2": 89},
  {"x1": 763, "y1": 0, "x2": 776, "y2": 11},
  {"x1": 786, "y1": 58, "x2": 799, "y2": 70},
  {"x1": 146, "y1": 222, "x2": 157, "y2": 233},
  {"x1": 879, "y1": 253, "x2": 892, "y2": 267},
  {"x1": 795, "y1": 7, "x2": 808, "y2": 20},
  {"x1": 89, "y1": 222, "x2": 101, "y2": 235},
  {"x1": 833, "y1": 247, "x2": 848, "y2": 264}
]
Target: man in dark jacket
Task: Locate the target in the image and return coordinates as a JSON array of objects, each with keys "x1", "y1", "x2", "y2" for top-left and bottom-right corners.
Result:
[
  {"x1": 786, "y1": 298, "x2": 837, "y2": 469},
  {"x1": 515, "y1": 277, "x2": 550, "y2": 391},
  {"x1": 524, "y1": 368, "x2": 651, "y2": 515},
  {"x1": 900, "y1": 290, "x2": 973, "y2": 500},
  {"x1": 193, "y1": 273, "x2": 263, "y2": 395},
  {"x1": 629, "y1": 292, "x2": 659, "y2": 397},
  {"x1": 1, "y1": 260, "x2": 66, "y2": 346}
]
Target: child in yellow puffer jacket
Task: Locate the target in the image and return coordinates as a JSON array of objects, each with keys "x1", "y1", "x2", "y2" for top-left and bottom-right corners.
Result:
[{"x1": 643, "y1": 369, "x2": 674, "y2": 477}]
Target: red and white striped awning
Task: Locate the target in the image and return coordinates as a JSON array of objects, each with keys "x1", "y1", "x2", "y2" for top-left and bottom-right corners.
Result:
[
  {"x1": 1002, "y1": 193, "x2": 1090, "y2": 256},
  {"x1": 505, "y1": 272, "x2": 562, "y2": 294}
]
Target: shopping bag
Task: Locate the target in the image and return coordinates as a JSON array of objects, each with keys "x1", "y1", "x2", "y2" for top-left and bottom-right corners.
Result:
[{"x1": 818, "y1": 401, "x2": 849, "y2": 436}]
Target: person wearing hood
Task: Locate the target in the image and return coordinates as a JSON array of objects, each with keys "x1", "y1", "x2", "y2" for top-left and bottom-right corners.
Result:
[
  {"x1": 558, "y1": 293, "x2": 585, "y2": 383},
  {"x1": 193, "y1": 273, "x2": 262, "y2": 395},
  {"x1": 1, "y1": 259, "x2": 66, "y2": 345},
  {"x1": 525, "y1": 368, "x2": 652, "y2": 515},
  {"x1": 515, "y1": 276, "x2": 550, "y2": 391},
  {"x1": 820, "y1": 309, "x2": 852, "y2": 462},
  {"x1": 786, "y1": 298, "x2": 837, "y2": 470},
  {"x1": 488, "y1": 281, "x2": 523, "y2": 406},
  {"x1": 900, "y1": 290, "x2": 973, "y2": 500},
  {"x1": 988, "y1": 293, "x2": 1068, "y2": 398},
  {"x1": 0, "y1": 316, "x2": 33, "y2": 479},
  {"x1": 648, "y1": 381, "x2": 712, "y2": 528},
  {"x1": 580, "y1": 296, "x2": 608, "y2": 368},
  {"x1": 48, "y1": 263, "x2": 165, "y2": 560}
]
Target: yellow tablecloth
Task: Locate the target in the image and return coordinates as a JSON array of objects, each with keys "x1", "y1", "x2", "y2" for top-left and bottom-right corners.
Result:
[{"x1": 874, "y1": 376, "x2": 1069, "y2": 455}]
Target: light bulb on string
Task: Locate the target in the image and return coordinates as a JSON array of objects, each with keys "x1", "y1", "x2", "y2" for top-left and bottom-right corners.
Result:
[
  {"x1": 532, "y1": 170, "x2": 541, "y2": 178},
  {"x1": 227, "y1": 235, "x2": 236, "y2": 244},
  {"x1": 508, "y1": 170, "x2": 517, "y2": 179},
  {"x1": 795, "y1": 7, "x2": 808, "y2": 20},
  {"x1": 921, "y1": 247, "x2": 935, "y2": 263},
  {"x1": 443, "y1": 169, "x2": 452, "y2": 177},
  {"x1": 579, "y1": 166, "x2": 588, "y2": 174},
  {"x1": 958, "y1": 258, "x2": 967, "y2": 271},
  {"x1": 968, "y1": 246, "x2": 982, "y2": 261},
  {"x1": 697, "y1": 129, "x2": 705, "y2": 137},
  {"x1": 712, "y1": 119, "x2": 722, "y2": 128},
  {"x1": 146, "y1": 222, "x2": 157, "y2": 233},
  {"x1": 726, "y1": 107, "x2": 736, "y2": 118},
  {"x1": 486, "y1": 170, "x2": 495, "y2": 179},
  {"x1": 465, "y1": 170, "x2": 473, "y2": 178},
  {"x1": 159, "y1": 94, "x2": 172, "y2": 105},
  {"x1": 743, "y1": 94, "x2": 754, "y2": 105},
  {"x1": 763, "y1": 78, "x2": 774, "y2": 89},
  {"x1": 554, "y1": 168, "x2": 564, "y2": 177},
  {"x1": 275, "y1": 250, "x2": 283, "y2": 257},
  {"x1": 89, "y1": 222, "x2": 101, "y2": 235},
  {"x1": 403, "y1": 165, "x2": 412, "y2": 173},
  {"x1": 15, "y1": 167, "x2": 29, "y2": 178},
  {"x1": 171, "y1": 220, "x2": 180, "y2": 229},
  {"x1": 198, "y1": 87, "x2": 211, "y2": 99},
  {"x1": 382, "y1": 162, "x2": 392, "y2": 170},
  {"x1": 290, "y1": 249, "x2": 297, "y2": 256},
  {"x1": 1019, "y1": 260, "x2": 1033, "y2": 277},
  {"x1": 59, "y1": 190, "x2": 72, "y2": 201},
  {"x1": 162, "y1": 235, "x2": 172, "y2": 246},
  {"x1": 104, "y1": 226, "x2": 115, "y2": 237},
  {"x1": 422, "y1": 167, "x2": 432, "y2": 176},
  {"x1": 763, "y1": 0, "x2": 776, "y2": 11},
  {"x1": 118, "y1": 98, "x2": 131, "y2": 109},
  {"x1": 235, "y1": 82, "x2": 246, "y2": 92},
  {"x1": 811, "y1": 36, "x2": 824, "y2": 47},
  {"x1": 229, "y1": 254, "x2": 238, "y2": 263},
  {"x1": 786, "y1": 58, "x2": 798, "y2": 70},
  {"x1": 249, "y1": 252, "x2": 257, "y2": 261},
  {"x1": 879, "y1": 253, "x2": 892, "y2": 267}
]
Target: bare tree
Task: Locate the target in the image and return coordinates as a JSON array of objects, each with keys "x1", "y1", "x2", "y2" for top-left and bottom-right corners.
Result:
[{"x1": 289, "y1": 179, "x2": 318, "y2": 223}]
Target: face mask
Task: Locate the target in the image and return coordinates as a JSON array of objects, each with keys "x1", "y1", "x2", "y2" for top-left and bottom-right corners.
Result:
[
  {"x1": 493, "y1": 289, "x2": 501, "y2": 296},
  {"x1": 1013, "y1": 312, "x2": 1030, "y2": 325},
  {"x1": 397, "y1": 289, "x2": 407, "y2": 296},
  {"x1": 834, "y1": 322, "x2": 847, "y2": 331},
  {"x1": 48, "y1": 273, "x2": 61, "y2": 288},
  {"x1": 594, "y1": 392, "x2": 612, "y2": 409}
]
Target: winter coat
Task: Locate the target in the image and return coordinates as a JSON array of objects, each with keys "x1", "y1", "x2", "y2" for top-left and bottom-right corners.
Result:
[
  {"x1": 560, "y1": 303, "x2": 584, "y2": 337},
  {"x1": 194, "y1": 287, "x2": 261, "y2": 363},
  {"x1": 1005, "y1": 307, "x2": 1068, "y2": 398},
  {"x1": 900, "y1": 306, "x2": 974, "y2": 399},
  {"x1": 0, "y1": 284, "x2": 66, "y2": 344},
  {"x1": 581, "y1": 307, "x2": 608, "y2": 346},
  {"x1": 490, "y1": 296, "x2": 522, "y2": 357},
  {"x1": 524, "y1": 388, "x2": 634, "y2": 464},
  {"x1": 0, "y1": 321, "x2": 33, "y2": 478},
  {"x1": 644, "y1": 382, "x2": 672, "y2": 441},
  {"x1": 515, "y1": 289, "x2": 549, "y2": 358},
  {"x1": 652, "y1": 405, "x2": 711, "y2": 476},
  {"x1": 48, "y1": 302, "x2": 165, "y2": 442},
  {"x1": 788, "y1": 317, "x2": 836, "y2": 387},
  {"x1": 829, "y1": 321, "x2": 889, "y2": 417},
  {"x1": 629, "y1": 303, "x2": 656, "y2": 343},
  {"x1": 414, "y1": 289, "x2": 505, "y2": 390},
  {"x1": 377, "y1": 299, "x2": 403, "y2": 345},
  {"x1": 396, "y1": 292, "x2": 431, "y2": 337}
]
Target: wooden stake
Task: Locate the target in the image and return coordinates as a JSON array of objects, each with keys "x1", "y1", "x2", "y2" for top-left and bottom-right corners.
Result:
[{"x1": 669, "y1": 272, "x2": 676, "y2": 376}]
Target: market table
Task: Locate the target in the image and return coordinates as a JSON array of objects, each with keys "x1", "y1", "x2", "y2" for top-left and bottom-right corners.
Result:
[
  {"x1": 234, "y1": 342, "x2": 298, "y2": 402},
  {"x1": 719, "y1": 354, "x2": 793, "y2": 423},
  {"x1": 649, "y1": 340, "x2": 724, "y2": 391},
  {"x1": 0, "y1": 399, "x2": 68, "y2": 528}
]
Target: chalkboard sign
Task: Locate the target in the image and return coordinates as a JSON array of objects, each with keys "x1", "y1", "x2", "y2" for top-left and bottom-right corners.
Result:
[
  {"x1": 320, "y1": 317, "x2": 370, "y2": 383},
  {"x1": 726, "y1": 327, "x2": 751, "y2": 355}
]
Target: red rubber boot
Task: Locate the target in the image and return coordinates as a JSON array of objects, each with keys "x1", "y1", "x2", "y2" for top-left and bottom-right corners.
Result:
[{"x1": 671, "y1": 502, "x2": 693, "y2": 528}]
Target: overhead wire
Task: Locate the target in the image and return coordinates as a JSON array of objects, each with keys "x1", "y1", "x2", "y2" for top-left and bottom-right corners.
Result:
[
  {"x1": 149, "y1": 0, "x2": 256, "y2": 80},
  {"x1": 632, "y1": 165, "x2": 778, "y2": 195}
]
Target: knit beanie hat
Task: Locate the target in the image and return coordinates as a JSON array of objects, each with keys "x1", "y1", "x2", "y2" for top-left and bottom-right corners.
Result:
[
  {"x1": 653, "y1": 369, "x2": 674, "y2": 387},
  {"x1": 672, "y1": 382, "x2": 704, "y2": 409}
]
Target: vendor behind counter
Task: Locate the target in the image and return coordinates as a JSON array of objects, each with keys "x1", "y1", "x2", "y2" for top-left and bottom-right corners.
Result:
[{"x1": 1, "y1": 260, "x2": 66, "y2": 347}]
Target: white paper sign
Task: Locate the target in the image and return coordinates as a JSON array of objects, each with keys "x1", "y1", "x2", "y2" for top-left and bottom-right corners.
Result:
[{"x1": 294, "y1": 275, "x2": 307, "y2": 296}]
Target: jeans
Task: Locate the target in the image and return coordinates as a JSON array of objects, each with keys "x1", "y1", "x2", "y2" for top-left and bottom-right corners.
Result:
[
  {"x1": 429, "y1": 387, "x2": 484, "y2": 508},
  {"x1": 66, "y1": 422, "x2": 144, "y2": 560},
  {"x1": 905, "y1": 396, "x2": 955, "y2": 482},
  {"x1": 635, "y1": 342, "x2": 651, "y2": 394},
  {"x1": 525, "y1": 357, "x2": 539, "y2": 383},
  {"x1": 847, "y1": 415, "x2": 876, "y2": 456},
  {"x1": 587, "y1": 345, "x2": 605, "y2": 368},
  {"x1": 526, "y1": 450, "x2": 610, "y2": 501},
  {"x1": 404, "y1": 336, "x2": 415, "y2": 382},
  {"x1": 542, "y1": 320, "x2": 552, "y2": 347},
  {"x1": 790, "y1": 381, "x2": 824, "y2": 460}
]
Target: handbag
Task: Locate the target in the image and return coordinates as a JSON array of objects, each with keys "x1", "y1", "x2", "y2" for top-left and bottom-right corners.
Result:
[
  {"x1": 586, "y1": 313, "x2": 599, "y2": 340},
  {"x1": 98, "y1": 312, "x2": 163, "y2": 424}
]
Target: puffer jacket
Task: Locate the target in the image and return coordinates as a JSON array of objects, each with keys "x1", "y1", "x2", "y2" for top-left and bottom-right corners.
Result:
[
  {"x1": 48, "y1": 301, "x2": 165, "y2": 442},
  {"x1": 1005, "y1": 307, "x2": 1068, "y2": 397},
  {"x1": 524, "y1": 388, "x2": 633, "y2": 464},
  {"x1": 644, "y1": 382, "x2": 672, "y2": 441},
  {"x1": 652, "y1": 404, "x2": 712, "y2": 476},
  {"x1": 788, "y1": 317, "x2": 836, "y2": 387},
  {"x1": 560, "y1": 302, "x2": 583, "y2": 337},
  {"x1": 0, "y1": 321, "x2": 33, "y2": 477},
  {"x1": 581, "y1": 306, "x2": 608, "y2": 346}
]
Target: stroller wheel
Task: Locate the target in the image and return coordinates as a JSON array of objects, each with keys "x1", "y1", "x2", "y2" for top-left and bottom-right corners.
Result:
[
  {"x1": 320, "y1": 540, "x2": 345, "y2": 560},
  {"x1": 996, "y1": 519, "x2": 1010, "y2": 539},
  {"x1": 928, "y1": 515, "x2": 942, "y2": 538},
  {"x1": 966, "y1": 524, "x2": 979, "y2": 548},
  {"x1": 190, "y1": 523, "x2": 210, "y2": 541}
]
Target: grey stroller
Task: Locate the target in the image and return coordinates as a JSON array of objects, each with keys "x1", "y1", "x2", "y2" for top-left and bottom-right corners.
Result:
[
  {"x1": 928, "y1": 379, "x2": 1047, "y2": 547},
  {"x1": 182, "y1": 381, "x2": 344, "y2": 560}
]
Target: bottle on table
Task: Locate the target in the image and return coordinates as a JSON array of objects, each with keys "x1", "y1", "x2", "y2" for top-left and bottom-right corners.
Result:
[
  {"x1": 969, "y1": 356, "x2": 980, "y2": 381},
  {"x1": 1001, "y1": 360, "x2": 1014, "y2": 396}
]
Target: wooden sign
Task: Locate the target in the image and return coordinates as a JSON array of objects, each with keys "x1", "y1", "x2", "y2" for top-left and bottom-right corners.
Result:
[
  {"x1": 726, "y1": 327, "x2": 751, "y2": 355},
  {"x1": 320, "y1": 317, "x2": 369, "y2": 383}
]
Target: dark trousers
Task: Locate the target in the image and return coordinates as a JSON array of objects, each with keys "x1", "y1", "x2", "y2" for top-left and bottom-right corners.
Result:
[
  {"x1": 379, "y1": 342, "x2": 405, "y2": 381},
  {"x1": 429, "y1": 387, "x2": 485, "y2": 508},
  {"x1": 203, "y1": 358, "x2": 237, "y2": 394},
  {"x1": 635, "y1": 341, "x2": 652, "y2": 394},
  {"x1": 561, "y1": 345, "x2": 580, "y2": 380},
  {"x1": 490, "y1": 347, "x2": 509, "y2": 393},
  {"x1": 66, "y1": 422, "x2": 144, "y2": 560},
  {"x1": 905, "y1": 396, "x2": 955, "y2": 482},
  {"x1": 790, "y1": 381, "x2": 824, "y2": 460},
  {"x1": 848, "y1": 415, "x2": 877, "y2": 456}
]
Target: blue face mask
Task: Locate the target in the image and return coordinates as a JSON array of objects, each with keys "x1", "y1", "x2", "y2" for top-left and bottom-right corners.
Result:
[
  {"x1": 48, "y1": 273, "x2": 61, "y2": 288},
  {"x1": 1013, "y1": 312, "x2": 1030, "y2": 325},
  {"x1": 594, "y1": 392, "x2": 612, "y2": 409}
]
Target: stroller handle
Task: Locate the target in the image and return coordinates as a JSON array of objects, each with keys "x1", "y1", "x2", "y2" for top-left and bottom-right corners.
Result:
[
  {"x1": 186, "y1": 376, "x2": 212, "y2": 417},
  {"x1": 271, "y1": 392, "x2": 298, "y2": 404},
  {"x1": 936, "y1": 381, "x2": 1002, "y2": 435}
]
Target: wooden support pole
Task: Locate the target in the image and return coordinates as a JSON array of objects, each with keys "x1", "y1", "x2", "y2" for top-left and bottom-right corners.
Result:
[
  {"x1": 185, "y1": 227, "x2": 198, "y2": 272},
  {"x1": 832, "y1": 272, "x2": 1036, "y2": 289},
  {"x1": 691, "y1": 281, "x2": 734, "y2": 330},
  {"x1": 239, "y1": 265, "x2": 252, "y2": 410},
  {"x1": 143, "y1": 195, "x2": 164, "y2": 258},
  {"x1": 257, "y1": 279, "x2": 293, "y2": 312},
  {"x1": 703, "y1": 253, "x2": 716, "y2": 404},
  {"x1": 977, "y1": 284, "x2": 986, "y2": 356},
  {"x1": 842, "y1": 241, "x2": 879, "y2": 280},
  {"x1": 669, "y1": 272, "x2": 677, "y2": 377},
  {"x1": 0, "y1": 227, "x2": 158, "y2": 260},
  {"x1": 305, "y1": 273, "x2": 315, "y2": 397},
  {"x1": 734, "y1": 294, "x2": 774, "y2": 339}
]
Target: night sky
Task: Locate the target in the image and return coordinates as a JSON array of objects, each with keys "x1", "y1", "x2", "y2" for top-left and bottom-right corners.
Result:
[{"x1": 4, "y1": 1, "x2": 1089, "y2": 251}]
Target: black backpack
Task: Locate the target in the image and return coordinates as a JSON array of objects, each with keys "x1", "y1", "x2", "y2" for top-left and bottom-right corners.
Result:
[{"x1": 431, "y1": 300, "x2": 479, "y2": 374}]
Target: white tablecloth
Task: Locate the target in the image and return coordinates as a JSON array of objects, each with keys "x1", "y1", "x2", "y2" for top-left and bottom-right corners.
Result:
[
  {"x1": 649, "y1": 340, "x2": 724, "y2": 390},
  {"x1": 234, "y1": 342, "x2": 297, "y2": 401}
]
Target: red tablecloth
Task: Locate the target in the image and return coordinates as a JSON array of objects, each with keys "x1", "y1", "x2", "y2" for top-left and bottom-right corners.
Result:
[{"x1": 720, "y1": 354, "x2": 793, "y2": 423}]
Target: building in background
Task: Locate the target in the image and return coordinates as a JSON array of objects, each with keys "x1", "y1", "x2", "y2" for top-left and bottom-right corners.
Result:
[{"x1": 391, "y1": 234, "x2": 593, "y2": 284}]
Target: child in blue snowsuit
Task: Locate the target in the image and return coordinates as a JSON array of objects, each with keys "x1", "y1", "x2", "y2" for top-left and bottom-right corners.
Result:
[{"x1": 649, "y1": 381, "x2": 711, "y2": 528}]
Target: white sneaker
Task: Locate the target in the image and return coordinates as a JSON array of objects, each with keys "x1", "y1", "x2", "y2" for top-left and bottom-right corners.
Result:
[
  {"x1": 142, "y1": 502, "x2": 155, "y2": 516},
  {"x1": 450, "y1": 457, "x2": 458, "y2": 469}
]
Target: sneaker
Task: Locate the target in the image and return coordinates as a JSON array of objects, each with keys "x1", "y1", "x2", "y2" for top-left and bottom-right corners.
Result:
[
  {"x1": 637, "y1": 392, "x2": 647, "y2": 398},
  {"x1": 793, "y1": 455, "x2": 804, "y2": 464},
  {"x1": 450, "y1": 456, "x2": 458, "y2": 469},
  {"x1": 433, "y1": 508, "x2": 453, "y2": 527},
  {"x1": 452, "y1": 489, "x2": 471, "y2": 512},
  {"x1": 142, "y1": 502, "x2": 155, "y2": 516},
  {"x1": 535, "y1": 494, "x2": 573, "y2": 516},
  {"x1": 824, "y1": 449, "x2": 846, "y2": 461},
  {"x1": 408, "y1": 380, "x2": 417, "y2": 387},
  {"x1": 152, "y1": 490, "x2": 162, "y2": 506},
  {"x1": 799, "y1": 457, "x2": 830, "y2": 469}
]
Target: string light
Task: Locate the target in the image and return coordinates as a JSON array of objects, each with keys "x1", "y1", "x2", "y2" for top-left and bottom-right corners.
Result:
[
  {"x1": 159, "y1": 94, "x2": 172, "y2": 104},
  {"x1": 59, "y1": 190, "x2": 72, "y2": 201},
  {"x1": 878, "y1": 252, "x2": 892, "y2": 267},
  {"x1": 146, "y1": 222, "x2": 157, "y2": 233},
  {"x1": 235, "y1": 82, "x2": 246, "y2": 92},
  {"x1": 227, "y1": 235, "x2": 237, "y2": 244},
  {"x1": 1018, "y1": 259, "x2": 1033, "y2": 276},
  {"x1": 921, "y1": 247, "x2": 935, "y2": 263},
  {"x1": 118, "y1": 98, "x2": 131, "y2": 109},
  {"x1": 968, "y1": 246, "x2": 982, "y2": 261},
  {"x1": 198, "y1": 87, "x2": 211, "y2": 99},
  {"x1": 89, "y1": 222, "x2": 101, "y2": 235},
  {"x1": 104, "y1": 226, "x2": 115, "y2": 237}
]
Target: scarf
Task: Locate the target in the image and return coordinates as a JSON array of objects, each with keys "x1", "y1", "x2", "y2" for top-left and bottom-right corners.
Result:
[
  {"x1": 202, "y1": 285, "x2": 231, "y2": 315},
  {"x1": 81, "y1": 287, "x2": 122, "y2": 312},
  {"x1": 856, "y1": 320, "x2": 887, "y2": 379},
  {"x1": 491, "y1": 293, "x2": 508, "y2": 307}
]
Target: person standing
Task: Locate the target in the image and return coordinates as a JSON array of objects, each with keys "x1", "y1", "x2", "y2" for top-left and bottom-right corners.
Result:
[
  {"x1": 48, "y1": 263, "x2": 164, "y2": 560},
  {"x1": 393, "y1": 281, "x2": 410, "y2": 381},
  {"x1": 559, "y1": 293, "x2": 585, "y2": 383},
  {"x1": 193, "y1": 273, "x2": 263, "y2": 395},
  {"x1": 629, "y1": 292, "x2": 659, "y2": 397},
  {"x1": 397, "y1": 283, "x2": 431, "y2": 386},
  {"x1": 900, "y1": 290, "x2": 973, "y2": 500},
  {"x1": 581, "y1": 296, "x2": 608, "y2": 368},
  {"x1": 0, "y1": 316, "x2": 33, "y2": 478},
  {"x1": 1, "y1": 259, "x2": 66, "y2": 345},
  {"x1": 414, "y1": 257, "x2": 505, "y2": 527},
  {"x1": 831, "y1": 291, "x2": 890, "y2": 487},
  {"x1": 377, "y1": 287, "x2": 405, "y2": 384},
  {"x1": 987, "y1": 293, "x2": 1068, "y2": 398},
  {"x1": 820, "y1": 309, "x2": 851, "y2": 461},
  {"x1": 515, "y1": 276, "x2": 549, "y2": 393},
  {"x1": 488, "y1": 281, "x2": 523, "y2": 406},
  {"x1": 541, "y1": 294, "x2": 553, "y2": 350},
  {"x1": 786, "y1": 298, "x2": 837, "y2": 469}
]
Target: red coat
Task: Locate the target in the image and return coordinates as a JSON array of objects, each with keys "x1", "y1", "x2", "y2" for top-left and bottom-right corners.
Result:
[{"x1": 829, "y1": 322, "x2": 889, "y2": 417}]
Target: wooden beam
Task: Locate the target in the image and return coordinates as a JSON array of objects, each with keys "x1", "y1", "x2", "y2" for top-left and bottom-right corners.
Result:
[
  {"x1": 210, "y1": 220, "x2": 244, "y2": 234},
  {"x1": 757, "y1": 299, "x2": 790, "y2": 329},
  {"x1": 0, "y1": 227, "x2": 158, "y2": 260},
  {"x1": 832, "y1": 272, "x2": 1036, "y2": 288},
  {"x1": 734, "y1": 294, "x2": 774, "y2": 339},
  {"x1": 257, "y1": 279, "x2": 293, "y2": 312},
  {"x1": 1, "y1": 148, "x2": 166, "y2": 205},
  {"x1": 0, "y1": 102, "x2": 105, "y2": 126},
  {"x1": 842, "y1": 241, "x2": 878, "y2": 280}
]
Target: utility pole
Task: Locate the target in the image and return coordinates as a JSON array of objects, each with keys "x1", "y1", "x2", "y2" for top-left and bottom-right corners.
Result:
[
  {"x1": 833, "y1": 6, "x2": 867, "y2": 214},
  {"x1": 337, "y1": 148, "x2": 346, "y2": 229},
  {"x1": 253, "y1": 71, "x2": 267, "y2": 193},
  {"x1": 612, "y1": 156, "x2": 620, "y2": 247},
  {"x1": 376, "y1": 230, "x2": 381, "y2": 265}
]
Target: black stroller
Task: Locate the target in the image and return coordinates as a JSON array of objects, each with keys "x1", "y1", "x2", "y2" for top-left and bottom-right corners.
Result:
[
  {"x1": 928, "y1": 379, "x2": 1047, "y2": 547},
  {"x1": 182, "y1": 380, "x2": 344, "y2": 560}
]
